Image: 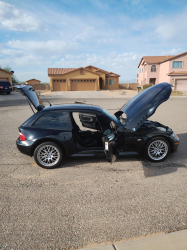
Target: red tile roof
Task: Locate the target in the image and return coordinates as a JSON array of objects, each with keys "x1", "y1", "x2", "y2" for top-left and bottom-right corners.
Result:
[
  {"x1": 48, "y1": 65, "x2": 120, "y2": 77},
  {"x1": 48, "y1": 68, "x2": 76, "y2": 75},
  {"x1": 138, "y1": 51, "x2": 187, "y2": 68},
  {"x1": 0, "y1": 68, "x2": 14, "y2": 74},
  {"x1": 26, "y1": 78, "x2": 41, "y2": 82}
]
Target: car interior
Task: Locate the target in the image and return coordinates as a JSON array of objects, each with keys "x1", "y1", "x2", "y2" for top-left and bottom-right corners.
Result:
[{"x1": 70, "y1": 112, "x2": 103, "y2": 148}]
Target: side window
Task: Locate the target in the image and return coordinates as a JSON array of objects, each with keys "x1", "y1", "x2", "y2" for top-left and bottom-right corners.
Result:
[{"x1": 33, "y1": 112, "x2": 71, "y2": 130}]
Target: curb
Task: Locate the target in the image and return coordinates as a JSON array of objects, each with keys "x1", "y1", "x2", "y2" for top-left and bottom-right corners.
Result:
[{"x1": 78, "y1": 229, "x2": 187, "y2": 250}]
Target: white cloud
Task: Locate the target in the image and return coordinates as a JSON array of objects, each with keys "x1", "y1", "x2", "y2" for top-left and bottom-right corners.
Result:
[
  {"x1": 0, "y1": 1, "x2": 42, "y2": 31},
  {"x1": 161, "y1": 48, "x2": 182, "y2": 56},
  {"x1": 5, "y1": 39, "x2": 77, "y2": 56},
  {"x1": 52, "y1": 52, "x2": 139, "y2": 78},
  {"x1": 0, "y1": 54, "x2": 50, "y2": 67},
  {"x1": 155, "y1": 9, "x2": 187, "y2": 40}
]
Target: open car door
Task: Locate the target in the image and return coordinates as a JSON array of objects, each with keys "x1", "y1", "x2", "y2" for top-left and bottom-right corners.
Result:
[{"x1": 97, "y1": 114, "x2": 123, "y2": 163}]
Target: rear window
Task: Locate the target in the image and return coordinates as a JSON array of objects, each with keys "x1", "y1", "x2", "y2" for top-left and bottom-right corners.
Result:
[
  {"x1": 0, "y1": 82, "x2": 11, "y2": 86},
  {"x1": 33, "y1": 111, "x2": 71, "y2": 130}
]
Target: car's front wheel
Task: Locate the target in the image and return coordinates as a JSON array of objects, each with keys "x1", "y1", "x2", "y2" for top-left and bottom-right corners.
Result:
[
  {"x1": 34, "y1": 142, "x2": 63, "y2": 169},
  {"x1": 144, "y1": 137, "x2": 170, "y2": 162}
]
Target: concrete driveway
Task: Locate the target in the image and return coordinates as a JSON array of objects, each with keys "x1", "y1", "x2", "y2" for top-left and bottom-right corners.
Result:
[{"x1": 0, "y1": 94, "x2": 187, "y2": 249}]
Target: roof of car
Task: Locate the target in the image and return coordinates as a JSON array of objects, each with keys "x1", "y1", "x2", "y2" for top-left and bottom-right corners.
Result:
[{"x1": 43, "y1": 103, "x2": 103, "y2": 113}]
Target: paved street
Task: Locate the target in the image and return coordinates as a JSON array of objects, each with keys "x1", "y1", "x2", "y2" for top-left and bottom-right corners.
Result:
[{"x1": 0, "y1": 92, "x2": 187, "y2": 249}]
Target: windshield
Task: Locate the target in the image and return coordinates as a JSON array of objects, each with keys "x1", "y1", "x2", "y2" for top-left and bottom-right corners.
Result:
[{"x1": 102, "y1": 109, "x2": 121, "y2": 125}]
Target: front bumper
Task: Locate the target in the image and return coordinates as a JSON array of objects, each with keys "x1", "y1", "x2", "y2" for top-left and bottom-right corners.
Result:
[
  {"x1": 16, "y1": 138, "x2": 34, "y2": 156},
  {"x1": 170, "y1": 134, "x2": 179, "y2": 152}
]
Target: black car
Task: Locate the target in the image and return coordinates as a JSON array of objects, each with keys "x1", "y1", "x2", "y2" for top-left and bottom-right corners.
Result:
[
  {"x1": 0, "y1": 81, "x2": 12, "y2": 94},
  {"x1": 16, "y1": 83, "x2": 179, "y2": 169}
]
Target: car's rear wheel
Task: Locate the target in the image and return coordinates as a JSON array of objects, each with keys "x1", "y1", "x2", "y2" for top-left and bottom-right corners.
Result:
[
  {"x1": 144, "y1": 137, "x2": 170, "y2": 162},
  {"x1": 34, "y1": 142, "x2": 63, "y2": 169}
]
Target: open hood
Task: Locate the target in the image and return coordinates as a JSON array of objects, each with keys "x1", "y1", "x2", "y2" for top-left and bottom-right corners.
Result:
[
  {"x1": 115, "y1": 82, "x2": 172, "y2": 131},
  {"x1": 16, "y1": 85, "x2": 44, "y2": 112}
]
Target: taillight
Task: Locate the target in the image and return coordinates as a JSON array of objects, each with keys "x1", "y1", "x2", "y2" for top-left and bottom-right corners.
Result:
[
  {"x1": 9, "y1": 86, "x2": 12, "y2": 88},
  {"x1": 19, "y1": 132, "x2": 26, "y2": 141},
  {"x1": 0, "y1": 86, "x2": 3, "y2": 89}
]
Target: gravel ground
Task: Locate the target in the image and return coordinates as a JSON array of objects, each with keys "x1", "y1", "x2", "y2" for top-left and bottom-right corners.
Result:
[{"x1": 0, "y1": 93, "x2": 187, "y2": 249}]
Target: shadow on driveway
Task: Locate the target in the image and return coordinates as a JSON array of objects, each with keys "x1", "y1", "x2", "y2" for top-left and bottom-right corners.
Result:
[{"x1": 141, "y1": 132, "x2": 187, "y2": 177}]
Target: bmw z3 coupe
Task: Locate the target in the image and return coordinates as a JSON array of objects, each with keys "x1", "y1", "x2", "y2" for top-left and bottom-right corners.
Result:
[{"x1": 16, "y1": 82, "x2": 179, "y2": 169}]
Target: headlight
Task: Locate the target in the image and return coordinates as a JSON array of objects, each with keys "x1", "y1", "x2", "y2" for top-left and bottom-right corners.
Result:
[{"x1": 171, "y1": 132, "x2": 177, "y2": 139}]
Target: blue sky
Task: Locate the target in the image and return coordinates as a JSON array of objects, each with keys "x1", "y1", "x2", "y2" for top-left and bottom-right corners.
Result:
[{"x1": 0, "y1": 0, "x2": 187, "y2": 82}]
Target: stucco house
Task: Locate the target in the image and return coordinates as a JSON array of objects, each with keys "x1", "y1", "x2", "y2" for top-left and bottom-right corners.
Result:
[
  {"x1": 25, "y1": 79, "x2": 41, "y2": 85},
  {"x1": 0, "y1": 68, "x2": 14, "y2": 85},
  {"x1": 137, "y1": 51, "x2": 187, "y2": 91},
  {"x1": 48, "y1": 65, "x2": 120, "y2": 91}
]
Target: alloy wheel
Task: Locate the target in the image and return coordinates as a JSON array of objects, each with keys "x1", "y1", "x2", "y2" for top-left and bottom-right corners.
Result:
[
  {"x1": 148, "y1": 140, "x2": 168, "y2": 161},
  {"x1": 37, "y1": 145, "x2": 60, "y2": 167}
]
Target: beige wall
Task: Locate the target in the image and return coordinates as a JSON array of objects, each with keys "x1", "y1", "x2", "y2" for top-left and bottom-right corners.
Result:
[
  {"x1": 26, "y1": 79, "x2": 41, "y2": 85},
  {"x1": 159, "y1": 61, "x2": 170, "y2": 83},
  {"x1": 28, "y1": 84, "x2": 48, "y2": 90},
  {"x1": 0, "y1": 70, "x2": 12, "y2": 84},
  {"x1": 120, "y1": 83, "x2": 139, "y2": 90},
  {"x1": 104, "y1": 76, "x2": 119, "y2": 90}
]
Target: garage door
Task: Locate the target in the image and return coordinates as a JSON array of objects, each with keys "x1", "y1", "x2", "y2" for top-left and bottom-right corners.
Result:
[
  {"x1": 53, "y1": 82, "x2": 67, "y2": 91},
  {"x1": 175, "y1": 79, "x2": 187, "y2": 91},
  {"x1": 71, "y1": 79, "x2": 96, "y2": 91}
]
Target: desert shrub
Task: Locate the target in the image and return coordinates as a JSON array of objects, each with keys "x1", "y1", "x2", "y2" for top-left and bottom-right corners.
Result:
[{"x1": 143, "y1": 84, "x2": 152, "y2": 90}]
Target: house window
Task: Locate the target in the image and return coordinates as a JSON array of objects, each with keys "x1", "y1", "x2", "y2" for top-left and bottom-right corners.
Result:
[
  {"x1": 141, "y1": 80, "x2": 143, "y2": 85},
  {"x1": 60, "y1": 80, "x2": 62, "y2": 82},
  {"x1": 115, "y1": 80, "x2": 116, "y2": 85},
  {"x1": 80, "y1": 68, "x2": 83, "y2": 74},
  {"x1": 142, "y1": 68, "x2": 143, "y2": 72},
  {"x1": 145, "y1": 66, "x2": 147, "y2": 71},
  {"x1": 57, "y1": 80, "x2": 59, "y2": 82},
  {"x1": 53, "y1": 80, "x2": 56, "y2": 82},
  {"x1": 106, "y1": 79, "x2": 108, "y2": 85},
  {"x1": 109, "y1": 79, "x2": 114, "y2": 85},
  {"x1": 151, "y1": 65, "x2": 156, "y2": 72},
  {"x1": 63, "y1": 80, "x2": 66, "y2": 82},
  {"x1": 139, "y1": 68, "x2": 141, "y2": 73},
  {"x1": 172, "y1": 61, "x2": 182, "y2": 68}
]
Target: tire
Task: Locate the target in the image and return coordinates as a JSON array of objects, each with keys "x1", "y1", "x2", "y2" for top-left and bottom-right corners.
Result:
[
  {"x1": 144, "y1": 137, "x2": 170, "y2": 162},
  {"x1": 34, "y1": 142, "x2": 64, "y2": 169},
  {"x1": 7, "y1": 92, "x2": 10, "y2": 94}
]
